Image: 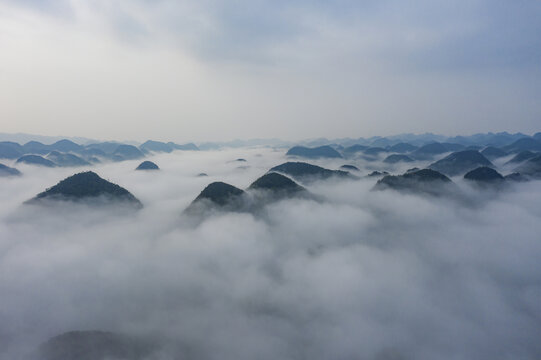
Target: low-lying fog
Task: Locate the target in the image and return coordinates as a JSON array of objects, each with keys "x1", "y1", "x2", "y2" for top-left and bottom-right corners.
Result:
[{"x1": 1, "y1": 148, "x2": 541, "y2": 360}]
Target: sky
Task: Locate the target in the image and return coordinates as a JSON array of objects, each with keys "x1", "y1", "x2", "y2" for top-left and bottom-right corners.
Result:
[{"x1": 0, "y1": 0, "x2": 540, "y2": 142}]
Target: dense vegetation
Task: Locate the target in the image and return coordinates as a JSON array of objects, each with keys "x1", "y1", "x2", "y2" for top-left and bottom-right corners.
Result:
[
  {"x1": 429, "y1": 150, "x2": 493, "y2": 176},
  {"x1": 136, "y1": 161, "x2": 160, "y2": 170},
  {"x1": 46, "y1": 151, "x2": 90, "y2": 167},
  {"x1": 505, "y1": 151, "x2": 538, "y2": 164},
  {"x1": 374, "y1": 169, "x2": 453, "y2": 196},
  {"x1": 113, "y1": 145, "x2": 144, "y2": 160},
  {"x1": 464, "y1": 167, "x2": 505, "y2": 183},
  {"x1": 248, "y1": 172, "x2": 306, "y2": 194},
  {"x1": 32, "y1": 171, "x2": 142, "y2": 206},
  {"x1": 193, "y1": 182, "x2": 245, "y2": 206},
  {"x1": 383, "y1": 154, "x2": 414, "y2": 164},
  {"x1": 16, "y1": 155, "x2": 56, "y2": 167},
  {"x1": 270, "y1": 162, "x2": 351, "y2": 181},
  {"x1": 515, "y1": 155, "x2": 541, "y2": 178},
  {"x1": 140, "y1": 140, "x2": 173, "y2": 153},
  {"x1": 0, "y1": 163, "x2": 21, "y2": 177},
  {"x1": 0, "y1": 143, "x2": 23, "y2": 159},
  {"x1": 480, "y1": 146, "x2": 508, "y2": 159},
  {"x1": 340, "y1": 164, "x2": 359, "y2": 171}
]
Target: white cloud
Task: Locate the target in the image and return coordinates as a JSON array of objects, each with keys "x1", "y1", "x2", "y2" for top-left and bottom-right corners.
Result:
[{"x1": 1, "y1": 148, "x2": 541, "y2": 359}]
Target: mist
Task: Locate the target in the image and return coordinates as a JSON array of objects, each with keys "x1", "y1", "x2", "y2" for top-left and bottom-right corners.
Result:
[{"x1": 1, "y1": 147, "x2": 540, "y2": 359}]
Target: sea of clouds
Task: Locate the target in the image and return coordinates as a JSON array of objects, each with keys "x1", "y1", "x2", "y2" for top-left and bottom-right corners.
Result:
[{"x1": 1, "y1": 147, "x2": 541, "y2": 360}]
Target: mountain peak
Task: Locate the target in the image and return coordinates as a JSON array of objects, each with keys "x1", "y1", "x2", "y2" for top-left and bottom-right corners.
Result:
[
  {"x1": 28, "y1": 171, "x2": 142, "y2": 207},
  {"x1": 248, "y1": 172, "x2": 306, "y2": 195},
  {"x1": 136, "y1": 161, "x2": 160, "y2": 170}
]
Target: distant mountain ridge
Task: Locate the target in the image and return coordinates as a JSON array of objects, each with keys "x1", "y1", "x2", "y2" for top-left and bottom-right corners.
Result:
[
  {"x1": 0, "y1": 131, "x2": 538, "y2": 153},
  {"x1": 0, "y1": 138, "x2": 201, "y2": 165},
  {"x1": 0, "y1": 132, "x2": 97, "y2": 145},
  {"x1": 286, "y1": 145, "x2": 342, "y2": 159}
]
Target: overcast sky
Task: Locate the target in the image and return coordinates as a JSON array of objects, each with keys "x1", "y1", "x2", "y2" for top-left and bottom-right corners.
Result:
[{"x1": 0, "y1": 0, "x2": 540, "y2": 142}]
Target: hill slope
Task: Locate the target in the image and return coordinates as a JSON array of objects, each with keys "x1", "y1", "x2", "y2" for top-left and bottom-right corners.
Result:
[
  {"x1": 16, "y1": 155, "x2": 56, "y2": 167},
  {"x1": 374, "y1": 169, "x2": 454, "y2": 196},
  {"x1": 28, "y1": 171, "x2": 142, "y2": 207},
  {"x1": 0, "y1": 163, "x2": 22, "y2": 177},
  {"x1": 270, "y1": 162, "x2": 353, "y2": 182},
  {"x1": 136, "y1": 161, "x2": 160, "y2": 170},
  {"x1": 464, "y1": 167, "x2": 505, "y2": 183},
  {"x1": 428, "y1": 150, "x2": 493, "y2": 176},
  {"x1": 248, "y1": 172, "x2": 307, "y2": 198}
]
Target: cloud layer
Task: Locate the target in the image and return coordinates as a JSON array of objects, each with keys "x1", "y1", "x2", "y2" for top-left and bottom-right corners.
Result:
[{"x1": 1, "y1": 148, "x2": 541, "y2": 359}]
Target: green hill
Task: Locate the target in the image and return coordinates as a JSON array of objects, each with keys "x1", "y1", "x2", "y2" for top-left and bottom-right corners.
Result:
[
  {"x1": 270, "y1": 162, "x2": 353, "y2": 182},
  {"x1": 464, "y1": 166, "x2": 504, "y2": 182},
  {"x1": 428, "y1": 150, "x2": 493, "y2": 176},
  {"x1": 0, "y1": 163, "x2": 21, "y2": 177},
  {"x1": 373, "y1": 169, "x2": 454, "y2": 196},
  {"x1": 136, "y1": 161, "x2": 160, "y2": 170},
  {"x1": 28, "y1": 171, "x2": 142, "y2": 207}
]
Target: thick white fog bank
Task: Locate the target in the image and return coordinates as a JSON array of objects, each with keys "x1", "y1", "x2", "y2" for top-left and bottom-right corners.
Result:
[{"x1": 1, "y1": 148, "x2": 541, "y2": 360}]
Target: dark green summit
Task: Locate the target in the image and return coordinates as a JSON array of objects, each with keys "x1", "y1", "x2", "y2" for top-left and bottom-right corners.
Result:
[
  {"x1": 374, "y1": 169, "x2": 454, "y2": 196},
  {"x1": 136, "y1": 161, "x2": 160, "y2": 170},
  {"x1": 464, "y1": 167, "x2": 505, "y2": 183},
  {"x1": 28, "y1": 171, "x2": 142, "y2": 207},
  {"x1": 192, "y1": 182, "x2": 245, "y2": 207},
  {"x1": 428, "y1": 150, "x2": 493, "y2": 176},
  {"x1": 249, "y1": 172, "x2": 306, "y2": 195},
  {"x1": 270, "y1": 162, "x2": 353, "y2": 182}
]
